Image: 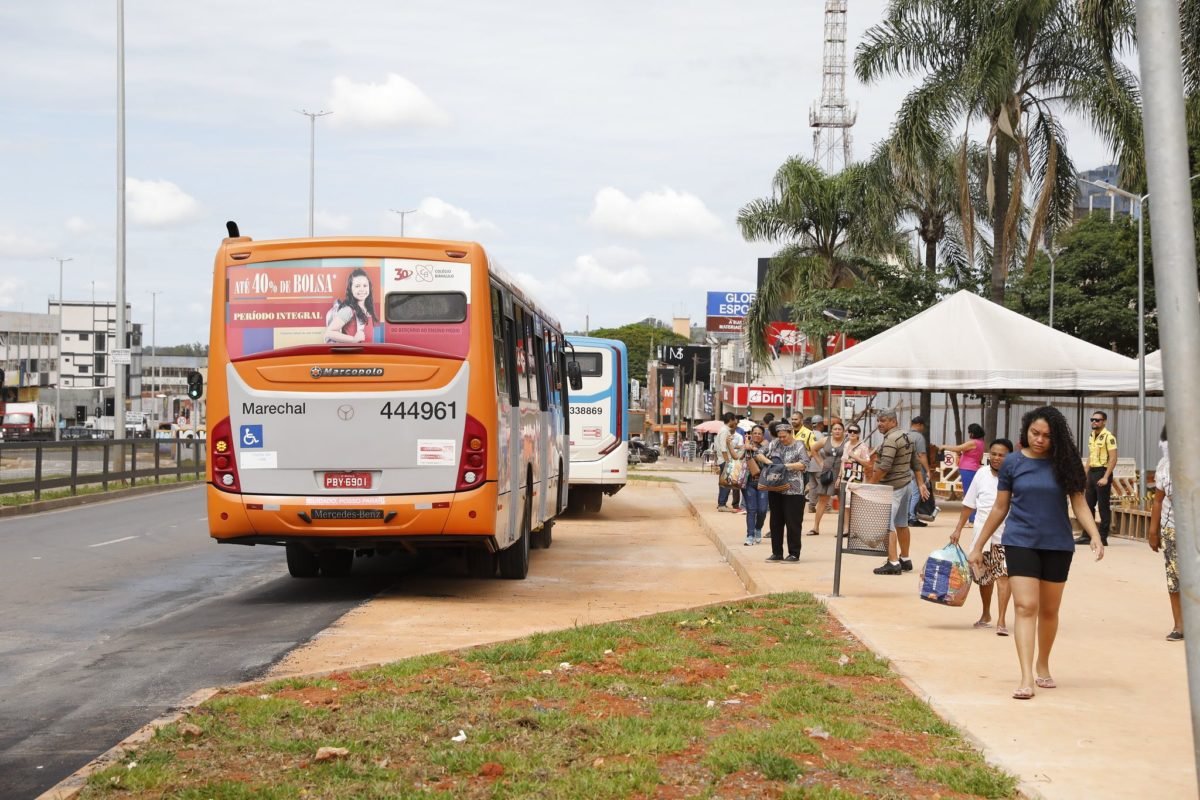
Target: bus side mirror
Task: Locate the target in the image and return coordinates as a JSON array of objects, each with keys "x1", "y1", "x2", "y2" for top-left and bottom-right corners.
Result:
[
  {"x1": 186, "y1": 371, "x2": 204, "y2": 400},
  {"x1": 567, "y1": 361, "x2": 583, "y2": 391}
]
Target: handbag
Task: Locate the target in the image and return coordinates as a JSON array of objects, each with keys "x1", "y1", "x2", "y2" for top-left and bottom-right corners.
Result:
[
  {"x1": 818, "y1": 441, "x2": 842, "y2": 486},
  {"x1": 757, "y1": 457, "x2": 791, "y2": 492},
  {"x1": 720, "y1": 458, "x2": 748, "y2": 489}
]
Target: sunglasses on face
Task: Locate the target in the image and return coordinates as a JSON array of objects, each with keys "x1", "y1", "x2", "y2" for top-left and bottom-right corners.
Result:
[
  {"x1": 1091, "y1": 419, "x2": 1104, "y2": 423},
  {"x1": 847, "y1": 428, "x2": 859, "y2": 433}
]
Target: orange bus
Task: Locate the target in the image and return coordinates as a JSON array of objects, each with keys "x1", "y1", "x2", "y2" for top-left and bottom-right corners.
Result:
[{"x1": 201, "y1": 222, "x2": 579, "y2": 579}]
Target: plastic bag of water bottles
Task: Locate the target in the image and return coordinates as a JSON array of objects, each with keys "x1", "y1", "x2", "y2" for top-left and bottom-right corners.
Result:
[{"x1": 919, "y1": 542, "x2": 973, "y2": 606}]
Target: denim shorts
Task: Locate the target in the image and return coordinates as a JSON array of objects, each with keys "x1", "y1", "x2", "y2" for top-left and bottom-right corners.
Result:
[{"x1": 889, "y1": 482, "x2": 913, "y2": 531}]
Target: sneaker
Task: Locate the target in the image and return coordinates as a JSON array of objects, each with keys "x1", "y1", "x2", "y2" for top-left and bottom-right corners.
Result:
[
  {"x1": 717, "y1": 506, "x2": 731, "y2": 513},
  {"x1": 1073, "y1": 535, "x2": 1089, "y2": 545},
  {"x1": 909, "y1": 518, "x2": 928, "y2": 528},
  {"x1": 765, "y1": 554, "x2": 784, "y2": 562},
  {"x1": 873, "y1": 561, "x2": 903, "y2": 575},
  {"x1": 753, "y1": 535, "x2": 763, "y2": 545},
  {"x1": 1167, "y1": 630, "x2": 1185, "y2": 641},
  {"x1": 744, "y1": 538, "x2": 755, "y2": 547},
  {"x1": 735, "y1": 508, "x2": 746, "y2": 514},
  {"x1": 900, "y1": 558, "x2": 913, "y2": 572},
  {"x1": 785, "y1": 554, "x2": 800, "y2": 562}
]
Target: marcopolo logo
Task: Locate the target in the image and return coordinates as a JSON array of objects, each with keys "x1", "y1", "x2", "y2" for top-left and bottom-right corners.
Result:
[{"x1": 309, "y1": 366, "x2": 385, "y2": 379}]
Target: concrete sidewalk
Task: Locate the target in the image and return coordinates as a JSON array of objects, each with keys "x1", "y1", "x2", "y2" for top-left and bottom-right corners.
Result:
[{"x1": 665, "y1": 467, "x2": 1196, "y2": 800}]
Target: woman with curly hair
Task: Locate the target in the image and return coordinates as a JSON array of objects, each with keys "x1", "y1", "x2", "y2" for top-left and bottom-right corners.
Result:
[{"x1": 968, "y1": 406, "x2": 1104, "y2": 700}]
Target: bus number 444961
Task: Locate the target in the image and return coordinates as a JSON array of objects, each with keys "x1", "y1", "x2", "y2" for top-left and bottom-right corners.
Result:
[{"x1": 379, "y1": 400, "x2": 457, "y2": 421}]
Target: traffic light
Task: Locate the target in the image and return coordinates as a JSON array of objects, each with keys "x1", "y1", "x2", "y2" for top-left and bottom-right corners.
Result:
[{"x1": 186, "y1": 371, "x2": 204, "y2": 400}]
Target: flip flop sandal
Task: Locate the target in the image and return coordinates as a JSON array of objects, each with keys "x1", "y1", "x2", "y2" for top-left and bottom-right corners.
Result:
[
  {"x1": 972, "y1": 621, "x2": 993, "y2": 628},
  {"x1": 1035, "y1": 677, "x2": 1057, "y2": 689},
  {"x1": 996, "y1": 626, "x2": 1009, "y2": 636},
  {"x1": 1012, "y1": 687, "x2": 1035, "y2": 700},
  {"x1": 806, "y1": 529, "x2": 820, "y2": 536}
]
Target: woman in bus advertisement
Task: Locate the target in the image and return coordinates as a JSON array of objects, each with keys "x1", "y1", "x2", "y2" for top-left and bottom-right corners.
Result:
[{"x1": 324, "y1": 267, "x2": 379, "y2": 344}]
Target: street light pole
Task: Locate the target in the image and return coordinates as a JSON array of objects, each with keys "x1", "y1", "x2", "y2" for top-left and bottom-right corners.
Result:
[
  {"x1": 52, "y1": 257, "x2": 73, "y2": 440},
  {"x1": 297, "y1": 109, "x2": 332, "y2": 236},
  {"x1": 390, "y1": 208, "x2": 417, "y2": 237},
  {"x1": 149, "y1": 290, "x2": 160, "y2": 420},
  {"x1": 115, "y1": 0, "x2": 127, "y2": 446}
]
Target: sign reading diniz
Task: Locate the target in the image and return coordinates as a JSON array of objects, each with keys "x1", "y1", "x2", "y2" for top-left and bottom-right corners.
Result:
[{"x1": 722, "y1": 384, "x2": 788, "y2": 407}]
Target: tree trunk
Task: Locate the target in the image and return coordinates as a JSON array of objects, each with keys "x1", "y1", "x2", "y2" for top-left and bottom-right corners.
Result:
[
  {"x1": 920, "y1": 391, "x2": 932, "y2": 436},
  {"x1": 990, "y1": 135, "x2": 1012, "y2": 306},
  {"x1": 984, "y1": 394, "x2": 1000, "y2": 445},
  {"x1": 924, "y1": 238, "x2": 937, "y2": 277}
]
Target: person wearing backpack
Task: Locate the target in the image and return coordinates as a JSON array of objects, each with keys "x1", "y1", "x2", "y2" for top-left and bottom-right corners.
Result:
[
  {"x1": 324, "y1": 268, "x2": 379, "y2": 344},
  {"x1": 750, "y1": 422, "x2": 810, "y2": 563}
]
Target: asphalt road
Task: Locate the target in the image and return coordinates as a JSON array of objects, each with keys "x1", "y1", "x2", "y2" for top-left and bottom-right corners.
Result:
[{"x1": 0, "y1": 486, "x2": 403, "y2": 799}]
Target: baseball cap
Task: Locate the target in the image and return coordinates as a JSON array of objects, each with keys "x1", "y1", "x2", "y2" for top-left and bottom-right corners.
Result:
[
  {"x1": 811, "y1": 415, "x2": 824, "y2": 424},
  {"x1": 911, "y1": 415, "x2": 925, "y2": 425}
]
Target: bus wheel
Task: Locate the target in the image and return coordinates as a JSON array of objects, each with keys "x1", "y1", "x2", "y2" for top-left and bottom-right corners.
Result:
[
  {"x1": 584, "y1": 488, "x2": 603, "y2": 514},
  {"x1": 286, "y1": 544, "x2": 319, "y2": 578},
  {"x1": 465, "y1": 547, "x2": 495, "y2": 578},
  {"x1": 533, "y1": 518, "x2": 553, "y2": 550},
  {"x1": 498, "y1": 493, "x2": 531, "y2": 579},
  {"x1": 319, "y1": 548, "x2": 354, "y2": 578},
  {"x1": 566, "y1": 489, "x2": 585, "y2": 516}
]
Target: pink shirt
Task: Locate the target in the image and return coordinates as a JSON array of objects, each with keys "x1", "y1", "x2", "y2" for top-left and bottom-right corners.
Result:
[{"x1": 958, "y1": 438, "x2": 985, "y2": 472}]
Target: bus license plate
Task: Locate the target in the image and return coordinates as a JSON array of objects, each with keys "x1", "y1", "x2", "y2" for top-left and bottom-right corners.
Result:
[{"x1": 323, "y1": 471, "x2": 372, "y2": 490}]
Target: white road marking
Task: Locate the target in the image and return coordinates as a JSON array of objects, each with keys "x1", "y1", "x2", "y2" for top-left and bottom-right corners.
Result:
[{"x1": 90, "y1": 535, "x2": 139, "y2": 548}]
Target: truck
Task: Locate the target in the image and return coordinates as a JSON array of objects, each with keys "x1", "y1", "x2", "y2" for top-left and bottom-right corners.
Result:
[{"x1": 0, "y1": 402, "x2": 58, "y2": 441}]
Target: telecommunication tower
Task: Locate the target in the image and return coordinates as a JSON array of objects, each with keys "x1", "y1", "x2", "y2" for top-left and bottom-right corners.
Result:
[{"x1": 809, "y1": 0, "x2": 857, "y2": 173}]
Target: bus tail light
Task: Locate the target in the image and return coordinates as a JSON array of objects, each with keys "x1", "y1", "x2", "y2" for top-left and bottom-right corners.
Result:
[
  {"x1": 457, "y1": 414, "x2": 487, "y2": 491},
  {"x1": 210, "y1": 417, "x2": 242, "y2": 493}
]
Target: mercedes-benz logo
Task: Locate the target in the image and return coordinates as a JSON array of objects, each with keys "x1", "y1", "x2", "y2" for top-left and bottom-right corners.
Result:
[{"x1": 337, "y1": 405, "x2": 355, "y2": 421}]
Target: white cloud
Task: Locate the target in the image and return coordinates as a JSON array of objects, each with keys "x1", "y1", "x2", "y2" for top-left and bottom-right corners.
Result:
[
  {"x1": 65, "y1": 216, "x2": 94, "y2": 235},
  {"x1": 327, "y1": 73, "x2": 450, "y2": 129},
  {"x1": 315, "y1": 210, "x2": 352, "y2": 233},
  {"x1": 686, "y1": 265, "x2": 754, "y2": 290},
  {"x1": 126, "y1": 178, "x2": 200, "y2": 227},
  {"x1": 565, "y1": 247, "x2": 652, "y2": 291},
  {"x1": 587, "y1": 187, "x2": 724, "y2": 239},
  {"x1": 0, "y1": 230, "x2": 55, "y2": 259},
  {"x1": 0, "y1": 277, "x2": 24, "y2": 305},
  {"x1": 403, "y1": 197, "x2": 500, "y2": 239}
]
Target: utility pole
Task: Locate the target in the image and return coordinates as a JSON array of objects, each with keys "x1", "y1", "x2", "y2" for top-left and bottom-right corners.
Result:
[
  {"x1": 115, "y1": 0, "x2": 127, "y2": 447},
  {"x1": 1137, "y1": 0, "x2": 1200, "y2": 775},
  {"x1": 390, "y1": 208, "x2": 417, "y2": 237},
  {"x1": 297, "y1": 109, "x2": 332, "y2": 236},
  {"x1": 149, "y1": 290, "x2": 160, "y2": 421},
  {"x1": 52, "y1": 256, "x2": 73, "y2": 441}
]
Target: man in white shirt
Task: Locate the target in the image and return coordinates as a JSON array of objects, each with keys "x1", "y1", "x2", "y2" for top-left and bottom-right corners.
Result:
[
  {"x1": 715, "y1": 413, "x2": 742, "y2": 511},
  {"x1": 950, "y1": 438, "x2": 1014, "y2": 634}
]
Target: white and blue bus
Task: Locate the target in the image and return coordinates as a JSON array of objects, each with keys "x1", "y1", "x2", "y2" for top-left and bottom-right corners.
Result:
[{"x1": 565, "y1": 336, "x2": 629, "y2": 513}]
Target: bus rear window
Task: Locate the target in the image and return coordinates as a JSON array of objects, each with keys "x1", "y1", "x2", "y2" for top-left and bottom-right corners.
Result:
[
  {"x1": 574, "y1": 353, "x2": 603, "y2": 377},
  {"x1": 225, "y1": 257, "x2": 472, "y2": 360},
  {"x1": 386, "y1": 293, "x2": 467, "y2": 323}
]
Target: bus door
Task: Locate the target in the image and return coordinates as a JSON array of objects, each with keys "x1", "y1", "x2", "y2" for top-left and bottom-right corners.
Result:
[
  {"x1": 533, "y1": 327, "x2": 550, "y2": 526},
  {"x1": 500, "y1": 306, "x2": 521, "y2": 546}
]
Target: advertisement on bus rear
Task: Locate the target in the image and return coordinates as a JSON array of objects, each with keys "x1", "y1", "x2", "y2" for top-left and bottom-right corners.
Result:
[{"x1": 225, "y1": 257, "x2": 472, "y2": 359}]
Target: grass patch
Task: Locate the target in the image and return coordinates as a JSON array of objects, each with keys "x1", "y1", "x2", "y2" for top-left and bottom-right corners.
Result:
[
  {"x1": 626, "y1": 473, "x2": 679, "y2": 483},
  {"x1": 0, "y1": 473, "x2": 202, "y2": 506},
  {"x1": 78, "y1": 593, "x2": 1016, "y2": 799}
]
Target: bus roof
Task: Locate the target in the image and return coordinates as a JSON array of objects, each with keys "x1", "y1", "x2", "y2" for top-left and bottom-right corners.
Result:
[{"x1": 566, "y1": 335, "x2": 628, "y2": 356}]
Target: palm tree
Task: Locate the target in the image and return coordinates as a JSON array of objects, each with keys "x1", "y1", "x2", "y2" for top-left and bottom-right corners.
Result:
[
  {"x1": 738, "y1": 158, "x2": 897, "y2": 369},
  {"x1": 855, "y1": 0, "x2": 1141, "y2": 306}
]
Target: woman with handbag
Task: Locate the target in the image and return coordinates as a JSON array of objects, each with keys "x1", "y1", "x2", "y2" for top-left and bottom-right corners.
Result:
[
  {"x1": 741, "y1": 425, "x2": 768, "y2": 546},
  {"x1": 750, "y1": 422, "x2": 810, "y2": 562},
  {"x1": 807, "y1": 420, "x2": 846, "y2": 536}
]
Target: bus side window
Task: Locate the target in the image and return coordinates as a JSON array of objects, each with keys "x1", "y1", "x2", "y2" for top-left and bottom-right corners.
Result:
[
  {"x1": 523, "y1": 311, "x2": 539, "y2": 406},
  {"x1": 490, "y1": 285, "x2": 508, "y2": 402},
  {"x1": 534, "y1": 333, "x2": 547, "y2": 412},
  {"x1": 502, "y1": 316, "x2": 519, "y2": 407}
]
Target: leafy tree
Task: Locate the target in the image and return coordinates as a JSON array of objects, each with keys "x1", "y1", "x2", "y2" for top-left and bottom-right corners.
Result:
[
  {"x1": 855, "y1": 0, "x2": 1140, "y2": 307},
  {"x1": 738, "y1": 158, "x2": 901, "y2": 368},
  {"x1": 1007, "y1": 214, "x2": 1154, "y2": 356},
  {"x1": 790, "y1": 260, "x2": 942, "y2": 345},
  {"x1": 586, "y1": 323, "x2": 688, "y2": 383}
]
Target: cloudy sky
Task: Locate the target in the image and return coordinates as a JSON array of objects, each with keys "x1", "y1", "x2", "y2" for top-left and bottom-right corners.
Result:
[{"x1": 0, "y1": 1, "x2": 1119, "y2": 346}]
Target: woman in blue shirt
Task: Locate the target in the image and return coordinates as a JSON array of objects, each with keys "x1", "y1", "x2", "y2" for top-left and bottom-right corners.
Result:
[{"x1": 968, "y1": 406, "x2": 1103, "y2": 700}]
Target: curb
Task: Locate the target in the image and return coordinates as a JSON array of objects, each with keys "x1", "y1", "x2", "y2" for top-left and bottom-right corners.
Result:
[
  {"x1": 34, "y1": 686, "x2": 220, "y2": 800},
  {"x1": 0, "y1": 480, "x2": 203, "y2": 518},
  {"x1": 671, "y1": 483, "x2": 762, "y2": 595}
]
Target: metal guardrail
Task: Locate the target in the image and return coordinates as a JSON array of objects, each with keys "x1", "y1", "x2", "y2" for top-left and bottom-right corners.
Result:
[{"x1": 0, "y1": 437, "x2": 207, "y2": 501}]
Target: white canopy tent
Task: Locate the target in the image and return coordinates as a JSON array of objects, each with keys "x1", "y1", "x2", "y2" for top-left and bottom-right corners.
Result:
[{"x1": 784, "y1": 290, "x2": 1162, "y2": 395}]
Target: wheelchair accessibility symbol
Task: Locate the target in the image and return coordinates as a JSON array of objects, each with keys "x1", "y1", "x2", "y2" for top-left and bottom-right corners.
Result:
[{"x1": 240, "y1": 425, "x2": 264, "y2": 449}]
